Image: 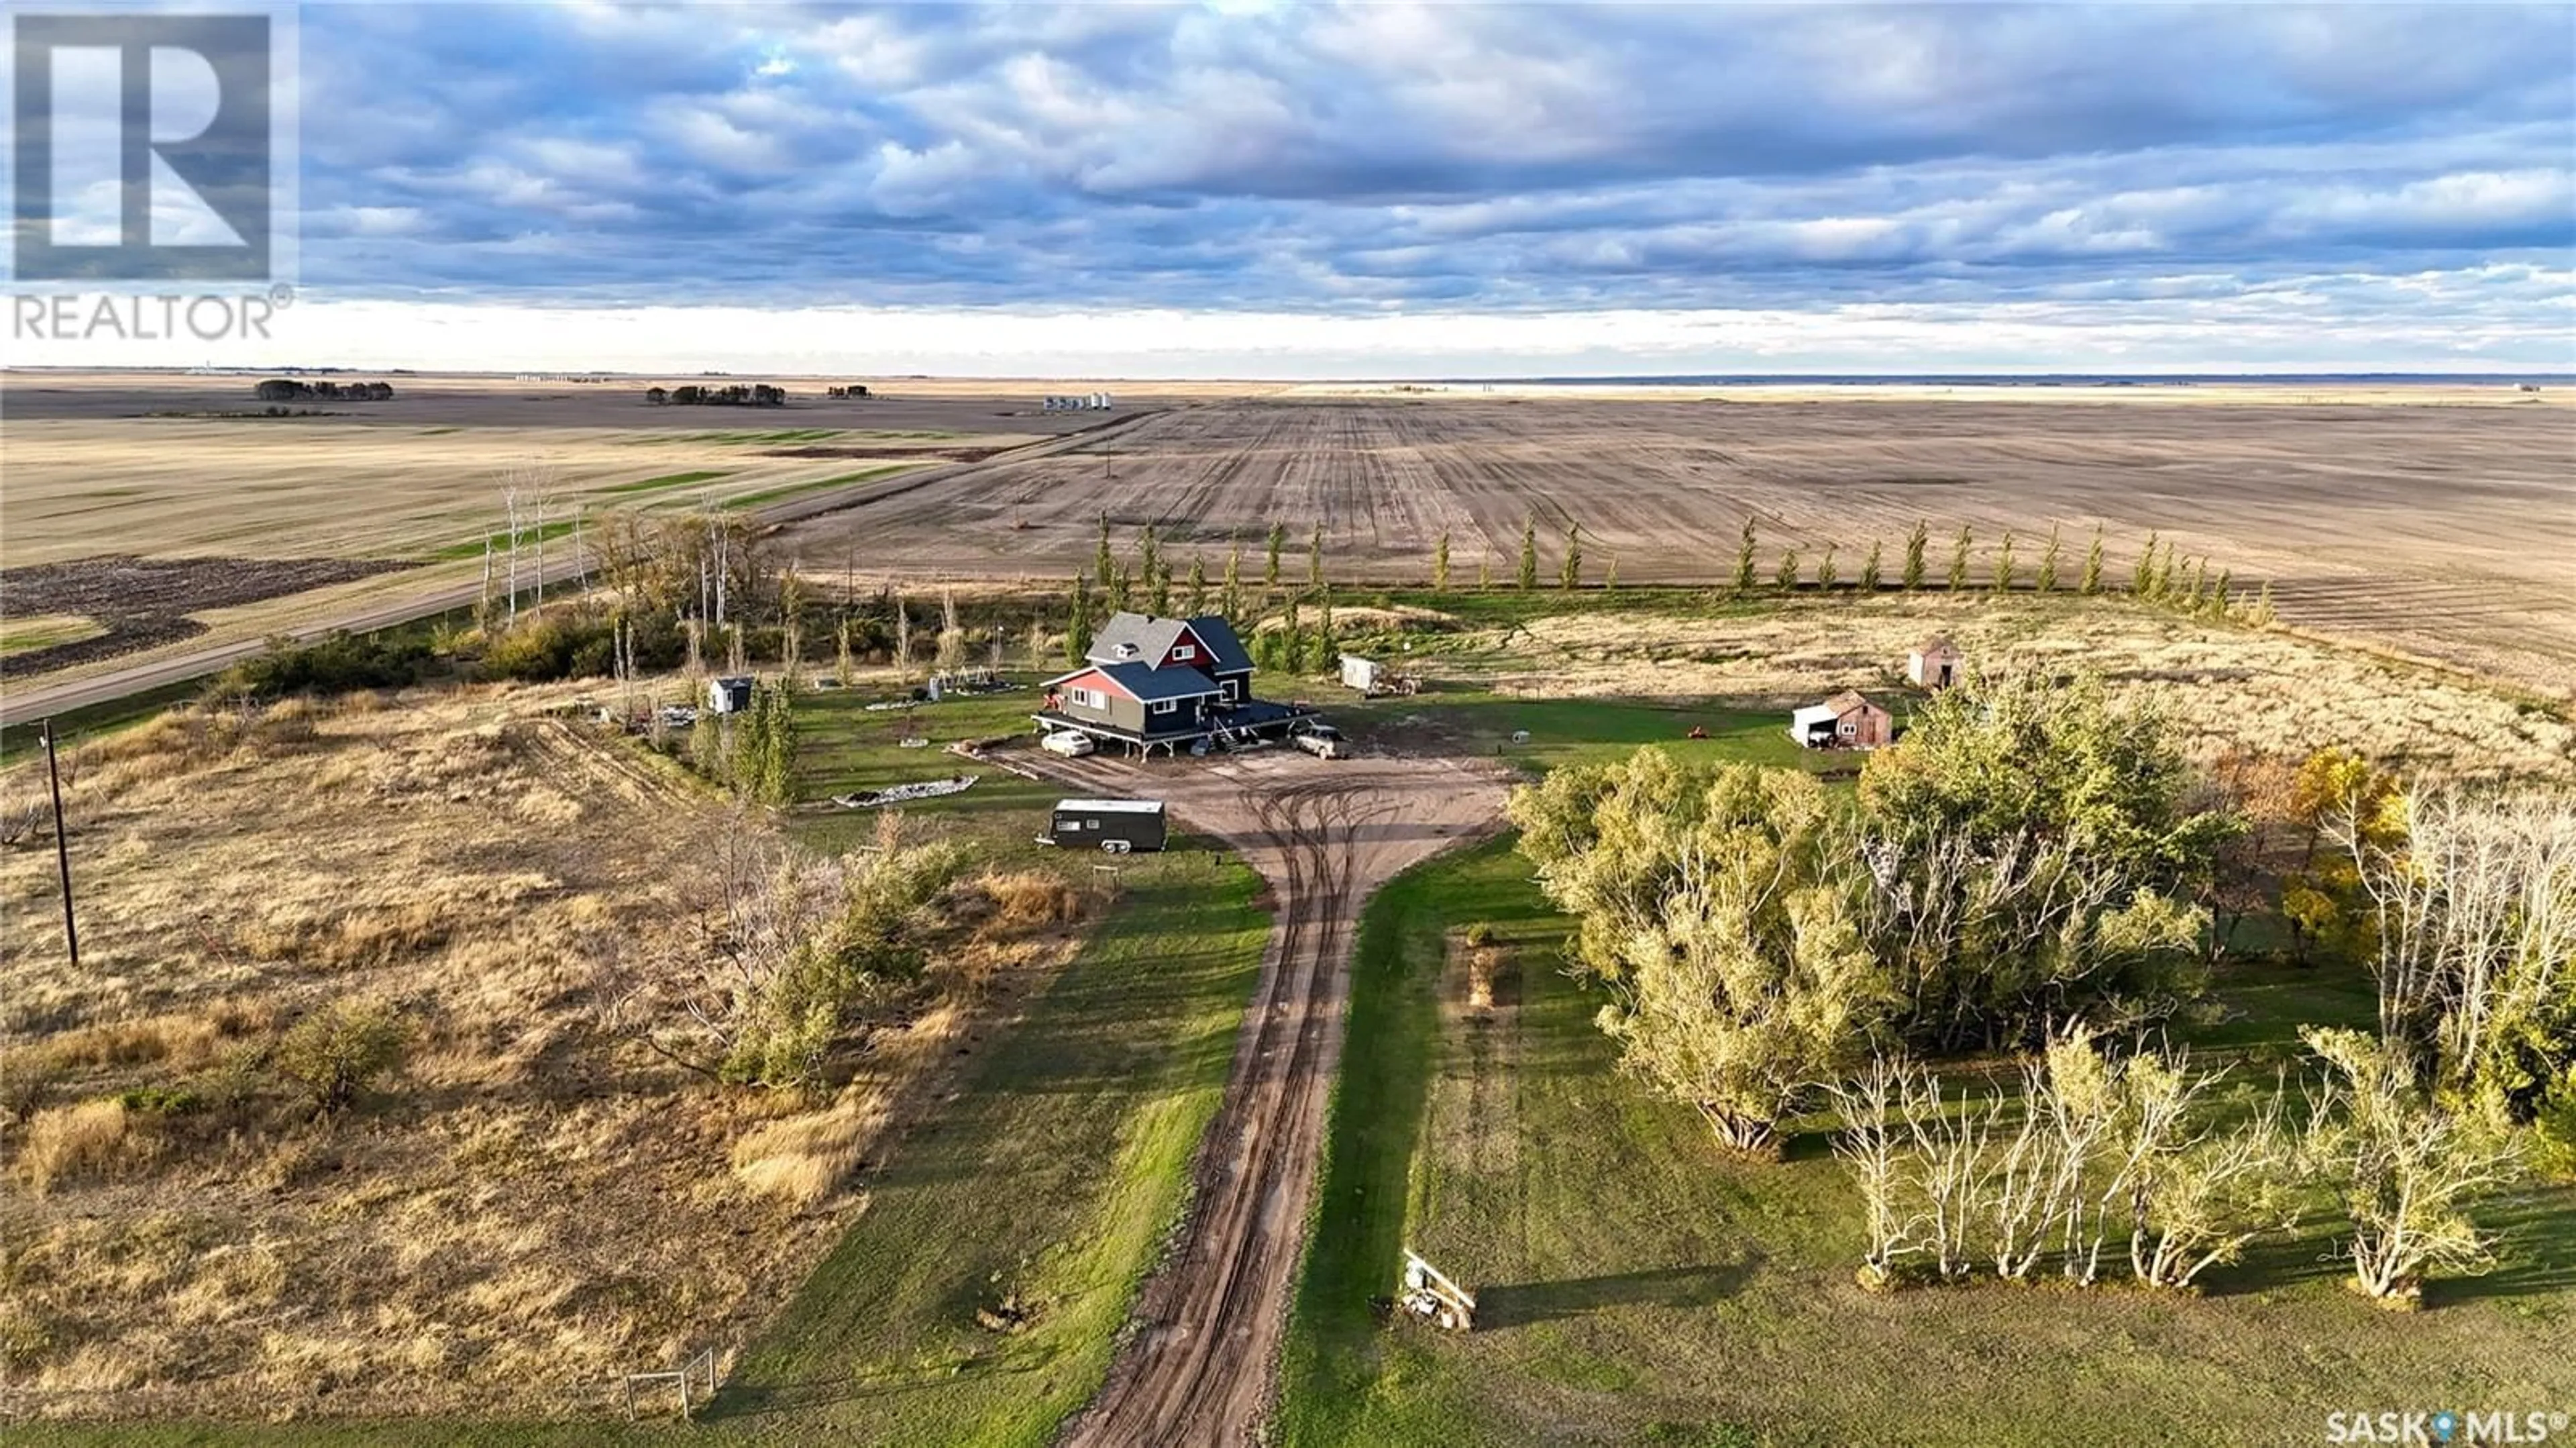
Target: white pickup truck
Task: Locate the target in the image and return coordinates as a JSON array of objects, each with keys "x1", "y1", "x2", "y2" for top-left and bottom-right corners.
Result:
[{"x1": 1292, "y1": 723, "x2": 1348, "y2": 760}]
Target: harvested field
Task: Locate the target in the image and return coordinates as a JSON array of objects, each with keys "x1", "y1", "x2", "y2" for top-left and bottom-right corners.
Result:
[
  {"x1": 1413, "y1": 597, "x2": 2576, "y2": 780},
  {"x1": 0, "y1": 371, "x2": 1173, "y2": 697},
  {"x1": 777, "y1": 395, "x2": 2576, "y2": 696},
  {"x1": 1, "y1": 555, "x2": 411, "y2": 674},
  {"x1": 0, "y1": 683, "x2": 1074, "y2": 1421}
]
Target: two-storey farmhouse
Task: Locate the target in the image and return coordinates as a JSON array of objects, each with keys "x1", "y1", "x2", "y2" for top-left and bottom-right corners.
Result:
[{"x1": 1036, "y1": 611, "x2": 1314, "y2": 756}]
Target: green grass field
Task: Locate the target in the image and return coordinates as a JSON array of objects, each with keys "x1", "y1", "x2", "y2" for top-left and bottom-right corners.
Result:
[
  {"x1": 1275, "y1": 840, "x2": 2576, "y2": 1448},
  {"x1": 722, "y1": 464, "x2": 918, "y2": 512},
  {"x1": 596, "y1": 468, "x2": 737, "y2": 495},
  {"x1": 781, "y1": 676, "x2": 1058, "y2": 861}
]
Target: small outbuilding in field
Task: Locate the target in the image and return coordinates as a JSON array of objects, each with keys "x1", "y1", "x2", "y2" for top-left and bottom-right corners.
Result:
[
  {"x1": 707, "y1": 676, "x2": 754, "y2": 714},
  {"x1": 1907, "y1": 635, "x2": 1964, "y2": 690},
  {"x1": 1339, "y1": 654, "x2": 1420, "y2": 697},
  {"x1": 1790, "y1": 690, "x2": 1892, "y2": 749}
]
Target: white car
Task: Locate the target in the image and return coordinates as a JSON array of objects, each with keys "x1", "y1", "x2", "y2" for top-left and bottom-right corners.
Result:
[
  {"x1": 1040, "y1": 730, "x2": 1097, "y2": 758},
  {"x1": 1293, "y1": 723, "x2": 1348, "y2": 760}
]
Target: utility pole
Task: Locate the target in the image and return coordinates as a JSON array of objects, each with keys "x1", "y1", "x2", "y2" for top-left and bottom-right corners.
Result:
[{"x1": 40, "y1": 720, "x2": 78, "y2": 969}]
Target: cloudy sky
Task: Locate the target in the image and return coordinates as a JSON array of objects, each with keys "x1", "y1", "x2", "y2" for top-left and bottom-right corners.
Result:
[{"x1": 38, "y1": 2, "x2": 2576, "y2": 373}]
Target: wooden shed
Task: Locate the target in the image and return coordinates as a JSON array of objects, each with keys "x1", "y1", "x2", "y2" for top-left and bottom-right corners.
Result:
[
  {"x1": 1907, "y1": 635, "x2": 1964, "y2": 690},
  {"x1": 1790, "y1": 690, "x2": 1892, "y2": 749}
]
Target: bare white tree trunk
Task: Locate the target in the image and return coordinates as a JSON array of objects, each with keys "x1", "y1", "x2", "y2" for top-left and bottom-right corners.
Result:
[{"x1": 1831, "y1": 1055, "x2": 1926, "y2": 1289}]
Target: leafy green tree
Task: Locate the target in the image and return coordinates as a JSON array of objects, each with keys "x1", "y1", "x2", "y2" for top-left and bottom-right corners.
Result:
[
  {"x1": 1223, "y1": 539, "x2": 1244, "y2": 621},
  {"x1": 1307, "y1": 523, "x2": 1326, "y2": 590},
  {"x1": 730, "y1": 680, "x2": 797, "y2": 805},
  {"x1": 1065, "y1": 571, "x2": 1093, "y2": 666},
  {"x1": 1816, "y1": 544, "x2": 1839, "y2": 590},
  {"x1": 2081, "y1": 526, "x2": 2105, "y2": 594},
  {"x1": 1560, "y1": 521, "x2": 1582, "y2": 590},
  {"x1": 689, "y1": 710, "x2": 725, "y2": 780},
  {"x1": 1860, "y1": 541, "x2": 1884, "y2": 592},
  {"x1": 1185, "y1": 555, "x2": 1208, "y2": 614},
  {"x1": 1902, "y1": 521, "x2": 1929, "y2": 590},
  {"x1": 2337, "y1": 786, "x2": 2576, "y2": 1122},
  {"x1": 1734, "y1": 517, "x2": 1759, "y2": 594},
  {"x1": 2036, "y1": 523, "x2": 2063, "y2": 592},
  {"x1": 1992, "y1": 531, "x2": 2017, "y2": 592},
  {"x1": 2206, "y1": 568, "x2": 2231, "y2": 619},
  {"x1": 2302, "y1": 1027, "x2": 2520, "y2": 1302},
  {"x1": 1517, "y1": 758, "x2": 1889, "y2": 1155},
  {"x1": 2245, "y1": 578, "x2": 2276, "y2": 626},
  {"x1": 1518, "y1": 517, "x2": 1539, "y2": 590},
  {"x1": 708, "y1": 845, "x2": 966, "y2": 1090},
  {"x1": 1265, "y1": 523, "x2": 1285, "y2": 592},
  {"x1": 1774, "y1": 546, "x2": 1801, "y2": 590},
  {"x1": 1477, "y1": 556, "x2": 1493, "y2": 591},
  {"x1": 1137, "y1": 523, "x2": 1160, "y2": 599},
  {"x1": 1856, "y1": 672, "x2": 2235, "y2": 1049},
  {"x1": 2277, "y1": 746, "x2": 2394, "y2": 967},
  {"x1": 1093, "y1": 513, "x2": 1114, "y2": 592},
  {"x1": 2132, "y1": 531, "x2": 2160, "y2": 597},
  {"x1": 1947, "y1": 525, "x2": 1972, "y2": 592},
  {"x1": 1432, "y1": 531, "x2": 1450, "y2": 592}
]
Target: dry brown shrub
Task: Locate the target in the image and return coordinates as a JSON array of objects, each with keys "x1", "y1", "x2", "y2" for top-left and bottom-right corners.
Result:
[
  {"x1": 164, "y1": 1240, "x2": 290, "y2": 1327},
  {"x1": 35, "y1": 1339, "x2": 147, "y2": 1392},
  {"x1": 981, "y1": 870, "x2": 1087, "y2": 929},
  {"x1": 30, "y1": 1013, "x2": 222, "y2": 1073},
  {"x1": 0, "y1": 1296, "x2": 55, "y2": 1368},
  {"x1": 730, "y1": 1100, "x2": 885, "y2": 1212},
  {"x1": 17, "y1": 1098, "x2": 143, "y2": 1195},
  {"x1": 1252, "y1": 603, "x2": 1457, "y2": 635}
]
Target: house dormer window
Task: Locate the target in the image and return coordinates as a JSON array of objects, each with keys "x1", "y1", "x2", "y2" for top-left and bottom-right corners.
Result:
[
  {"x1": 1115, "y1": 643, "x2": 1139, "y2": 659},
  {"x1": 1173, "y1": 643, "x2": 1195, "y2": 661}
]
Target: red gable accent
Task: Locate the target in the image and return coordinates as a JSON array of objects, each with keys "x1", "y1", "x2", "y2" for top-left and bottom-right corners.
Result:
[
  {"x1": 1053, "y1": 667, "x2": 1135, "y2": 701},
  {"x1": 1159, "y1": 623, "x2": 1210, "y2": 670}
]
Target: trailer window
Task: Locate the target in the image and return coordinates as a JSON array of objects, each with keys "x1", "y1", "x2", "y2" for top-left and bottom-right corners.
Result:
[{"x1": 1150, "y1": 699, "x2": 1175, "y2": 714}]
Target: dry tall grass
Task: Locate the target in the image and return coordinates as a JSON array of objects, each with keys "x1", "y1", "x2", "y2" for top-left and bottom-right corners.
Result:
[
  {"x1": 0, "y1": 681, "x2": 1085, "y2": 1420},
  {"x1": 1467, "y1": 598, "x2": 2575, "y2": 780}
]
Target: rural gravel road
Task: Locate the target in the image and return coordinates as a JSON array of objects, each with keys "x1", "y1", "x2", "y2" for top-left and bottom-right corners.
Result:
[
  {"x1": 0, "y1": 410, "x2": 1161, "y2": 729},
  {"x1": 1030, "y1": 747, "x2": 1510, "y2": 1448}
]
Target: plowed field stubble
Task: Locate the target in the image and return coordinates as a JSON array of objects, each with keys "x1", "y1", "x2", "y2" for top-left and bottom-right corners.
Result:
[{"x1": 780, "y1": 393, "x2": 2576, "y2": 696}]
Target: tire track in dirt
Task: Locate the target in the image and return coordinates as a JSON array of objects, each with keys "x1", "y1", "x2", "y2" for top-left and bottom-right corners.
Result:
[{"x1": 1028, "y1": 749, "x2": 1508, "y2": 1448}]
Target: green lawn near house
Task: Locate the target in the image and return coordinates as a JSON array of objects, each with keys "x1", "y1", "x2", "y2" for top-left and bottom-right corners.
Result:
[{"x1": 1273, "y1": 840, "x2": 2576, "y2": 1448}]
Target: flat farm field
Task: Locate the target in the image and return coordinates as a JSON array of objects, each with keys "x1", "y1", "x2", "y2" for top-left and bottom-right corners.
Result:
[
  {"x1": 0, "y1": 371, "x2": 1172, "y2": 692},
  {"x1": 778, "y1": 392, "x2": 2576, "y2": 695}
]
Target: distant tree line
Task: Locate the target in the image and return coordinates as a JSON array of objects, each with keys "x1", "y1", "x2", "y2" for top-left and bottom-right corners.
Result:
[
  {"x1": 645, "y1": 384, "x2": 787, "y2": 407},
  {"x1": 254, "y1": 378, "x2": 394, "y2": 401}
]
